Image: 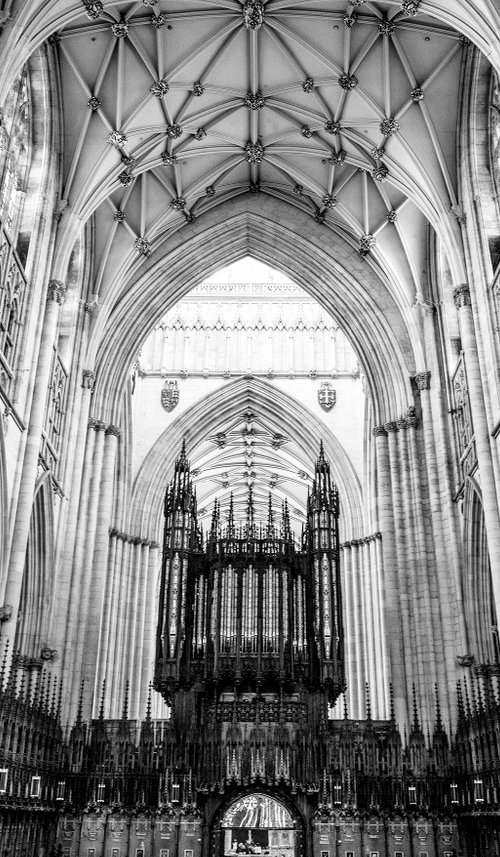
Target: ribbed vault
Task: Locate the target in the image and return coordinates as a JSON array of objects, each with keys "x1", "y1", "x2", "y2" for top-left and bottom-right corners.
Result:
[
  {"x1": 89, "y1": 196, "x2": 419, "y2": 426},
  {"x1": 129, "y1": 376, "x2": 364, "y2": 540}
]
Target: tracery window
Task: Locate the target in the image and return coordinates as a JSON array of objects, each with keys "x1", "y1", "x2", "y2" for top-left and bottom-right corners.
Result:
[{"x1": 0, "y1": 67, "x2": 31, "y2": 390}]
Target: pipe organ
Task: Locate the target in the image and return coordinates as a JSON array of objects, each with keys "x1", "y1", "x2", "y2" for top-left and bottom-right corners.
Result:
[{"x1": 154, "y1": 442, "x2": 345, "y2": 705}]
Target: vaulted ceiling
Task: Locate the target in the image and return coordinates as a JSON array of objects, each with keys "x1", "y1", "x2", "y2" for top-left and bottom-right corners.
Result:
[{"x1": 51, "y1": 0, "x2": 471, "y2": 308}]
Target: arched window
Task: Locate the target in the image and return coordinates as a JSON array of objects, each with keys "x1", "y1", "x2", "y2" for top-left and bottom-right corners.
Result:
[{"x1": 0, "y1": 66, "x2": 31, "y2": 389}]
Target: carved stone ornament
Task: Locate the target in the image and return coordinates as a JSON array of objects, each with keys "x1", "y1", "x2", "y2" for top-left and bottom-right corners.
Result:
[
  {"x1": 193, "y1": 82, "x2": 204, "y2": 96},
  {"x1": 107, "y1": 130, "x2": 127, "y2": 148},
  {"x1": 371, "y1": 164, "x2": 389, "y2": 182},
  {"x1": 40, "y1": 646, "x2": 57, "y2": 661},
  {"x1": 121, "y1": 154, "x2": 136, "y2": 169},
  {"x1": 244, "y1": 90, "x2": 265, "y2": 110},
  {"x1": 249, "y1": 181, "x2": 260, "y2": 193},
  {"x1": 0, "y1": 605, "x2": 12, "y2": 622},
  {"x1": 318, "y1": 380, "x2": 336, "y2": 411},
  {"x1": 47, "y1": 280, "x2": 66, "y2": 304},
  {"x1": 293, "y1": 184, "x2": 303, "y2": 195},
  {"x1": 456, "y1": 653, "x2": 475, "y2": 667},
  {"x1": 105, "y1": 424, "x2": 121, "y2": 438},
  {"x1": 151, "y1": 13, "x2": 166, "y2": 27},
  {"x1": 359, "y1": 234, "x2": 376, "y2": 256},
  {"x1": 387, "y1": 209, "x2": 398, "y2": 223},
  {"x1": 377, "y1": 19, "x2": 395, "y2": 35},
  {"x1": 150, "y1": 80, "x2": 169, "y2": 97},
  {"x1": 194, "y1": 127, "x2": 207, "y2": 141},
  {"x1": 166, "y1": 124, "x2": 183, "y2": 139},
  {"x1": 301, "y1": 125, "x2": 313, "y2": 138},
  {"x1": 134, "y1": 237, "x2": 152, "y2": 256},
  {"x1": 329, "y1": 149, "x2": 347, "y2": 165},
  {"x1": 380, "y1": 116, "x2": 399, "y2": 136},
  {"x1": 339, "y1": 73, "x2": 358, "y2": 90},
  {"x1": 322, "y1": 194, "x2": 337, "y2": 208},
  {"x1": 243, "y1": 0, "x2": 264, "y2": 30},
  {"x1": 83, "y1": 1, "x2": 104, "y2": 19},
  {"x1": 324, "y1": 120, "x2": 341, "y2": 134},
  {"x1": 112, "y1": 20, "x2": 129, "y2": 38},
  {"x1": 372, "y1": 425, "x2": 388, "y2": 437},
  {"x1": 171, "y1": 196, "x2": 186, "y2": 211},
  {"x1": 143, "y1": 0, "x2": 159, "y2": 5},
  {"x1": 349, "y1": 0, "x2": 365, "y2": 5},
  {"x1": 245, "y1": 140, "x2": 264, "y2": 164},
  {"x1": 453, "y1": 284, "x2": 471, "y2": 309},
  {"x1": 343, "y1": 12, "x2": 357, "y2": 27},
  {"x1": 314, "y1": 210, "x2": 326, "y2": 224},
  {"x1": 82, "y1": 370, "x2": 96, "y2": 390},
  {"x1": 184, "y1": 210, "x2": 196, "y2": 223},
  {"x1": 162, "y1": 153, "x2": 178, "y2": 166},
  {"x1": 411, "y1": 86, "x2": 424, "y2": 102},
  {"x1": 118, "y1": 171, "x2": 134, "y2": 186},
  {"x1": 206, "y1": 185, "x2": 216, "y2": 196},
  {"x1": 88, "y1": 96, "x2": 101, "y2": 111},
  {"x1": 114, "y1": 209, "x2": 125, "y2": 222},
  {"x1": 414, "y1": 370, "x2": 431, "y2": 390},
  {"x1": 459, "y1": 34, "x2": 471, "y2": 47},
  {"x1": 48, "y1": 32, "x2": 61, "y2": 45},
  {"x1": 401, "y1": 0, "x2": 420, "y2": 14},
  {"x1": 161, "y1": 379, "x2": 180, "y2": 412},
  {"x1": 371, "y1": 146, "x2": 385, "y2": 159},
  {"x1": 302, "y1": 77, "x2": 314, "y2": 93}
]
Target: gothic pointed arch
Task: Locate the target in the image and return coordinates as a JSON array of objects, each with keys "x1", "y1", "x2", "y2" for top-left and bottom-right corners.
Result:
[
  {"x1": 14, "y1": 471, "x2": 55, "y2": 662},
  {"x1": 129, "y1": 376, "x2": 364, "y2": 542},
  {"x1": 462, "y1": 476, "x2": 498, "y2": 663}
]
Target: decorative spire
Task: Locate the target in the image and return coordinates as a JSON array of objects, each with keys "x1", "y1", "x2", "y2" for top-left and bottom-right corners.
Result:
[
  {"x1": 456, "y1": 680, "x2": 465, "y2": 721},
  {"x1": 98, "y1": 678, "x2": 106, "y2": 720},
  {"x1": 389, "y1": 682, "x2": 395, "y2": 724},
  {"x1": 365, "y1": 682, "x2": 372, "y2": 720},
  {"x1": 411, "y1": 683, "x2": 420, "y2": 732},
  {"x1": 267, "y1": 493, "x2": 275, "y2": 536},
  {"x1": 210, "y1": 499, "x2": 219, "y2": 538},
  {"x1": 434, "y1": 683, "x2": 443, "y2": 732},
  {"x1": 121, "y1": 680, "x2": 130, "y2": 721},
  {"x1": 75, "y1": 680, "x2": 85, "y2": 726},
  {"x1": 227, "y1": 493, "x2": 235, "y2": 535},
  {"x1": 246, "y1": 487, "x2": 255, "y2": 536},
  {"x1": 145, "y1": 683, "x2": 152, "y2": 722}
]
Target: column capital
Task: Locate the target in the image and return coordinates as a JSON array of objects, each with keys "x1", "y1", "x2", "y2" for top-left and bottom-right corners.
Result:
[
  {"x1": 82, "y1": 369, "x2": 96, "y2": 390},
  {"x1": 105, "y1": 424, "x2": 121, "y2": 438},
  {"x1": 384, "y1": 421, "x2": 399, "y2": 433},
  {"x1": 396, "y1": 417, "x2": 408, "y2": 430},
  {"x1": 372, "y1": 425, "x2": 388, "y2": 437},
  {"x1": 93, "y1": 419, "x2": 107, "y2": 432},
  {"x1": 453, "y1": 283, "x2": 471, "y2": 309},
  {"x1": 47, "y1": 279, "x2": 66, "y2": 304},
  {"x1": 414, "y1": 370, "x2": 431, "y2": 391}
]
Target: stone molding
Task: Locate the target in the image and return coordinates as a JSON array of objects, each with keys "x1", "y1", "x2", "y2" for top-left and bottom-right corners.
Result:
[
  {"x1": 384, "y1": 421, "x2": 399, "y2": 432},
  {"x1": 47, "y1": 279, "x2": 66, "y2": 305},
  {"x1": 82, "y1": 370, "x2": 96, "y2": 390},
  {"x1": 414, "y1": 370, "x2": 431, "y2": 390},
  {"x1": 372, "y1": 425, "x2": 388, "y2": 437},
  {"x1": 105, "y1": 424, "x2": 121, "y2": 438},
  {"x1": 453, "y1": 283, "x2": 471, "y2": 309}
]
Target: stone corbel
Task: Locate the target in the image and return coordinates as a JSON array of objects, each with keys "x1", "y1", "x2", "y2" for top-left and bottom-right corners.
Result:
[{"x1": 0, "y1": 604, "x2": 12, "y2": 622}]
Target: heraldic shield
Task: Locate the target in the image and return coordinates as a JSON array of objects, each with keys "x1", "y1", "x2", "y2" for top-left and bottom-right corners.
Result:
[
  {"x1": 161, "y1": 379, "x2": 180, "y2": 412},
  {"x1": 318, "y1": 381, "x2": 336, "y2": 411}
]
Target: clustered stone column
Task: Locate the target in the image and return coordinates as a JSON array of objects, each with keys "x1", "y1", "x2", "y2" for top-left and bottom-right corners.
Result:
[
  {"x1": 97, "y1": 530, "x2": 160, "y2": 718},
  {"x1": 0, "y1": 281, "x2": 66, "y2": 649},
  {"x1": 453, "y1": 284, "x2": 500, "y2": 614}
]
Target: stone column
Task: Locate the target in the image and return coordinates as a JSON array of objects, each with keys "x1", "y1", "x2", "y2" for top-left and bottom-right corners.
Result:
[
  {"x1": 1, "y1": 281, "x2": 66, "y2": 646},
  {"x1": 453, "y1": 284, "x2": 500, "y2": 618},
  {"x1": 141, "y1": 541, "x2": 160, "y2": 709},
  {"x1": 84, "y1": 424, "x2": 120, "y2": 716},
  {"x1": 53, "y1": 370, "x2": 95, "y2": 665},
  {"x1": 373, "y1": 424, "x2": 408, "y2": 724},
  {"x1": 130, "y1": 540, "x2": 150, "y2": 719}
]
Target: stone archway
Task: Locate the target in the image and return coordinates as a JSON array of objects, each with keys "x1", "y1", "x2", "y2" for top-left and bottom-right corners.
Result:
[{"x1": 211, "y1": 792, "x2": 306, "y2": 857}]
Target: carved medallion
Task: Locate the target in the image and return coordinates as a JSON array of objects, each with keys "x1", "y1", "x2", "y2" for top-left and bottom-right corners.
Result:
[
  {"x1": 161, "y1": 379, "x2": 180, "y2": 412},
  {"x1": 318, "y1": 381, "x2": 336, "y2": 411}
]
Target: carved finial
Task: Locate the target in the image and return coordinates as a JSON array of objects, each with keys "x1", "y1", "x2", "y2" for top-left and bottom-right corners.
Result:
[
  {"x1": 434, "y1": 684, "x2": 443, "y2": 732},
  {"x1": 145, "y1": 683, "x2": 153, "y2": 722},
  {"x1": 227, "y1": 493, "x2": 235, "y2": 535},
  {"x1": 343, "y1": 692, "x2": 348, "y2": 720},
  {"x1": 0, "y1": 639, "x2": 10, "y2": 691},
  {"x1": 99, "y1": 678, "x2": 106, "y2": 719},
  {"x1": 412, "y1": 683, "x2": 420, "y2": 732},
  {"x1": 246, "y1": 487, "x2": 255, "y2": 536},
  {"x1": 122, "y1": 680, "x2": 130, "y2": 720},
  {"x1": 365, "y1": 683, "x2": 372, "y2": 720},
  {"x1": 267, "y1": 493, "x2": 275, "y2": 535},
  {"x1": 389, "y1": 682, "x2": 395, "y2": 723},
  {"x1": 456, "y1": 680, "x2": 464, "y2": 721}
]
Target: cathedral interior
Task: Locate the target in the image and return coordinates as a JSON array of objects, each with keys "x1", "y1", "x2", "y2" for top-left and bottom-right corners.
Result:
[{"x1": 0, "y1": 0, "x2": 500, "y2": 854}]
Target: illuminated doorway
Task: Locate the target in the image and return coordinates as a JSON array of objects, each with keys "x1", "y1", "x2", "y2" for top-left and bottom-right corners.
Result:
[{"x1": 221, "y1": 794, "x2": 297, "y2": 857}]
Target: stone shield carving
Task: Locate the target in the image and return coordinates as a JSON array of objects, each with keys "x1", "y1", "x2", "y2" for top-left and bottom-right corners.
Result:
[
  {"x1": 318, "y1": 381, "x2": 336, "y2": 411},
  {"x1": 161, "y1": 379, "x2": 180, "y2": 412}
]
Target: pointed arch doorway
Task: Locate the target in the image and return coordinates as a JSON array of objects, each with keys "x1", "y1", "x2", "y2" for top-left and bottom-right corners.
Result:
[{"x1": 216, "y1": 793, "x2": 303, "y2": 857}]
